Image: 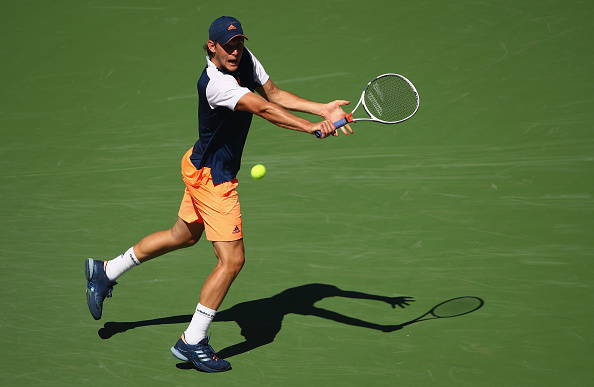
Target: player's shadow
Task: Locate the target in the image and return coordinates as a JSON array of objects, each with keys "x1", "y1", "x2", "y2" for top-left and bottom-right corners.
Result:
[{"x1": 98, "y1": 283, "x2": 414, "y2": 358}]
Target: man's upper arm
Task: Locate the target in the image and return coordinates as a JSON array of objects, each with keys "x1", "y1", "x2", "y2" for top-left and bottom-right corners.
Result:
[
  {"x1": 255, "y1": 79, "x2": 280, "y2": 104},
  {"x1": 237, "y1": 78, "x2": 280, "y2": 114},
  {"x1": 206, "y1": 72, "x2": 250, "y2": 111},
  {"x1": 235, "y1": 91, "x2": 270, "y2": 115}
]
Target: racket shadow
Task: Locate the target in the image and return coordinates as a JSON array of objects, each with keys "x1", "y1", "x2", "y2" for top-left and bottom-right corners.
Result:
[
  {"x1": 97, "y1": 283, "x2": 414, "y2": 358},
  {"x1": 398, "y1": 296, "x2": 485, "y2": 328}
]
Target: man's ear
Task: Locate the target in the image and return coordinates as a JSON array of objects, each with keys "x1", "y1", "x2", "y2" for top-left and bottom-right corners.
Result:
[{"x1": 207, "y1": 40, "x2": 217, "y2": 55}]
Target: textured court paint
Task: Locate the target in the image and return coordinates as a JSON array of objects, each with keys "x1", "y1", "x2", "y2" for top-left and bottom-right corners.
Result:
[{"x1": 1, "y1": 0, "x2": 592, "y2": 385}]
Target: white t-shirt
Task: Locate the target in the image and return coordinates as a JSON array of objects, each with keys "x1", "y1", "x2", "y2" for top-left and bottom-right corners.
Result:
[{"x1": 204, "y1": 48, "x2": 270, "y2": 111}]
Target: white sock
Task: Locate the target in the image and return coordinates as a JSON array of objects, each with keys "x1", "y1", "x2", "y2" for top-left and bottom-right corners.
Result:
[
  {"x1": 105, "y1": 246, "x2": 141, "y2": 281},
  {"x1": 184, "y1": 303, "x2": 216, "y2": 345}
]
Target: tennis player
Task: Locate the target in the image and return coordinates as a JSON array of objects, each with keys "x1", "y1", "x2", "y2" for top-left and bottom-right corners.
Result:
[{"x1": 85, "y1": 16, "x2": 352, "y2": 373}]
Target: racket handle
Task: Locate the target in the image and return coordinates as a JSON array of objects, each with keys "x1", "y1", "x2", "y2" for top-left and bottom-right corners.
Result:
[
  {"x1": 333, "y1": 117, "x2": 350, "y2": 129},
  {"x1": 314, "y1": 113, "x2": 353, "y2": 139}
]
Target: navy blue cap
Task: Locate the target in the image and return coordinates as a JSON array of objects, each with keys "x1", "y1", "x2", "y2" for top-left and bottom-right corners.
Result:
[{"x1": 208, "y1": 16, "x2": 248, "y2": 44}]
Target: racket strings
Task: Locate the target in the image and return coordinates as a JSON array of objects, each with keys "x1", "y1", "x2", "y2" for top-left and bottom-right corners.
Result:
[{"x1": 364, "y1": 75, "x2": 418, "y2": 122}]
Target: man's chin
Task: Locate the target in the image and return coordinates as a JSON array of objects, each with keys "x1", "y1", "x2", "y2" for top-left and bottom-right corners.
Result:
[{"x1": 226, "y1": 62, "x2": 239, "y2": 72}]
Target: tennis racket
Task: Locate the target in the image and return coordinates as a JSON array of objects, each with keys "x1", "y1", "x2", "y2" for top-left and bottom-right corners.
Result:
[
  {"x1": 315, "y1": 73, "x2": 420, "y2": 138},
  {"x1": 400, "y1": 296, "x2": 484, "y2": 327}
]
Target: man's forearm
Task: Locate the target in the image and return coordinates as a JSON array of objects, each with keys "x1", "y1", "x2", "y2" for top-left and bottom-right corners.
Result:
[
  {"x1": 257, "y1": 101, "x2": 316, "y2": 133},
  {"x1": 268, "y1": 89, "x2": 325, "y2": 116}
]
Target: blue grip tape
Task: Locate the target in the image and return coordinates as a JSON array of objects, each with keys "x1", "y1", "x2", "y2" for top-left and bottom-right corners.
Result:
[
  {"x1": 333, "y1": 117, "x2": 348, "y2": 129},
  {"x1": 314, "y1": 117, "x2": 348, "y2": 139}
]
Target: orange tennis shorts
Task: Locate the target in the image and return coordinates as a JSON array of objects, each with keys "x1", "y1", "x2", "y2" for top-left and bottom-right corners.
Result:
[{"x1": 178, "y1": 148, "x2": 243, "y2": 242}]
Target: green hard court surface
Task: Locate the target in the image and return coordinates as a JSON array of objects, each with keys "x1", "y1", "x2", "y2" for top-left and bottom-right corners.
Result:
[{"x1": 1, "y1": 1, "x2": 592, "y2": 385}]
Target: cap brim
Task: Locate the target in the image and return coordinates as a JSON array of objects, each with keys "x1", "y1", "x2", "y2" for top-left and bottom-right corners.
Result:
[{"x1": 220, "y1": 34, "x2": 249, "y2": 45}]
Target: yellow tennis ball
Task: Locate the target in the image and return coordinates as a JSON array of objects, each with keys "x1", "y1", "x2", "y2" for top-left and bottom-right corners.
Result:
[{"x1": 251, "y1": 164, "x2": 266, "y2": 180}]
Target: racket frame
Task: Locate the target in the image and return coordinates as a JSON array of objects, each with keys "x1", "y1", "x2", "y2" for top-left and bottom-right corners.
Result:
[
  {"x1": 315, "y1": 73, "x2": 419, "y2": 138},
  {"x1": 351, "y1": 73, "x2": 420, "y2": 125}
]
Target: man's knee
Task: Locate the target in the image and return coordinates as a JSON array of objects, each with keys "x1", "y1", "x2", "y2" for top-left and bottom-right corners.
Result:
[
  {"x1": 213, "y1": 240, "x2": 245, "y2": 274},
  {"x1": 230, "y1": 254, "x2": 245, "y2": 273},
  {"x1": 180, "y1": 233, "x2": 200, "y2": 248},
  {"x1": 221, "y1": 249, "x2": 245, "y2": 275},
  {"x1": 171, "y1": 218, "x2": 204, "y2": 248},
  {"x1": 168, "y1": 229, "x2": 197, "y2": 249}
]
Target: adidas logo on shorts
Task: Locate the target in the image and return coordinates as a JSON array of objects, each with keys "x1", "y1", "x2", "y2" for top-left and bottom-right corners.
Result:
[{"x1": 232, "y1": 226, "x2": 241, "y2": 234}]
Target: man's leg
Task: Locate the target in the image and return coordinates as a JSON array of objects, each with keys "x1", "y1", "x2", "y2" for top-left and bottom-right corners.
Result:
[
  {"x1": 182, "y1": 239, "x2": 245, "y2": 344},
  {"x1": 200, "y1": 239, "x2": 245, "y2": 309},
  {"x1": 171, "y1": 239, "x2": 244, "y2": 373},
  {"x1": 104, "y1": 217, "x2": 204, "y2": 280},
  {"x1": 133, "y1": 217, "x2": 205, "y2": 263},
  {"x1": 85, "y1": 217, "x2": 204, "y2": 320}
]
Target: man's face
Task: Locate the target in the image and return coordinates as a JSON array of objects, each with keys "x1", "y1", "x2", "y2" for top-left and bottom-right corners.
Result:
[{"x1": 209, "y1": 37, "x2": 245, "y2": 73}]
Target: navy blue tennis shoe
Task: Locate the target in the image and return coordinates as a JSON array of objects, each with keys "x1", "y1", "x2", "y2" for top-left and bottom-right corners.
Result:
[
  {"x1": 171, "y1": 335, "x2": 231, "y2": 373},
  {"x1": 85, "y1": 258, "x2": 117, "y2": 320}
]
